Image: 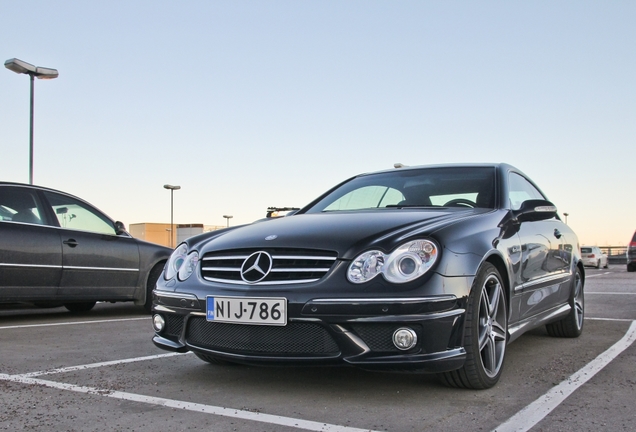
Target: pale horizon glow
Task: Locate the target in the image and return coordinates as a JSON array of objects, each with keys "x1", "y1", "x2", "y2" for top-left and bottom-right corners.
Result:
[{"x1": 1, "y1": 1, "x2": 634, "y2": 246}]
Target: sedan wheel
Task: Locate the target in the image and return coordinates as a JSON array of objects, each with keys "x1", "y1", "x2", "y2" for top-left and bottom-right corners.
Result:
[
  {"x1": 64, "y1": 301, "x2": 96, "y2": 313},
  {"x1": 144, "y1": 263, "x2": 165, "y2": 313},
  {"x1": 439, "y1": 263, "x2": 507, "y2": 389}
]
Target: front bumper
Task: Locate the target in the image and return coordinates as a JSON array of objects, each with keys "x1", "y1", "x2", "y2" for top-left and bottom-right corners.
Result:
[{"x1": 152, "y1": 291, "x2": 468, "y2": 373}]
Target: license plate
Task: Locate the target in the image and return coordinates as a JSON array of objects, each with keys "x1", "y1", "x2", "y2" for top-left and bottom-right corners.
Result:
[{"x1": 206, "y1": 296, "x2": 287, "y2": 326}]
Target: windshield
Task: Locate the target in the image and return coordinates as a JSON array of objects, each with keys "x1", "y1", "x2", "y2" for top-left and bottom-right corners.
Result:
[{"x1": 306, "y1": 167, "x2": 496, "y2": 213}]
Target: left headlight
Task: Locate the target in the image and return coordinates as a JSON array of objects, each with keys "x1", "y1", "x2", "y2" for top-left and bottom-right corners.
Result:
[{"x1": 347, "y1": 239, "x2": 438, "y2": 284}]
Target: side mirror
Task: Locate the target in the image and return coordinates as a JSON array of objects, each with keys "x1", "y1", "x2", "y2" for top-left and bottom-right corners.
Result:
[
  {"x1": 114, "y1": 221, "x2": 127, "y2": 235},
  {"x1": 513, "y1": 199, "x2": 558, "y2": 222}
]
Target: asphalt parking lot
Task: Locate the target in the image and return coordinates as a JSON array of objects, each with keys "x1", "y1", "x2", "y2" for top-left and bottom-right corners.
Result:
[{"x1": 1, "y1": 266, "x2": 634, "y2": 432}]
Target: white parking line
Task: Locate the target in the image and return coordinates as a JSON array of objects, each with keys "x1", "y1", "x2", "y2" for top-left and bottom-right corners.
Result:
[
  {"x1": 586, "y1": 292, "x2": 636, "y2": 295},
  {"x1": 0, "y1": 317, "x2": 148, "y2": 330},
  {"x1": 492, "y1": 320, "x2": 636, "y2": 432},
  {"x1": 0, "y1": 372, "x2": 378, "y2": 432},
  {"x1": 587, "y1": 317, "x2": 634, "y2": 322},
  {"x1": 18, "y1": 352, "x2": 189, "y2": 378}
]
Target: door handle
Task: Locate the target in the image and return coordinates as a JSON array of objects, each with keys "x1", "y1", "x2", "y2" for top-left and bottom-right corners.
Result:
[
  {"x1": 63, "y1": 239, "x2": 78, "y2": 247},
  {"x1": 554, "y1": 229, "x2": 562, "y2": 239}
]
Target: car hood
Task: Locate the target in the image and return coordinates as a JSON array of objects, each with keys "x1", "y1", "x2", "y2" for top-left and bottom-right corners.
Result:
[{"x1": 194, "y1": 209, "x2": 488, "y2": 259}]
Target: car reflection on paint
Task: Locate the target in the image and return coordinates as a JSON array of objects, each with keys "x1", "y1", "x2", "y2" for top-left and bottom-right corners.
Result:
[{"x1": 152, "y1": 163, "x2": 585, "y2": 389}]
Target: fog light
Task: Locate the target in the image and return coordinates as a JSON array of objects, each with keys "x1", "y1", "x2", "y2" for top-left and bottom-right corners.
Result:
[
  {"x1": 152, "y1": 314, "x2": 165, "y2": 332},
  {"x1": 393, "y1": 327, "x2": 417, "y2": 350}
]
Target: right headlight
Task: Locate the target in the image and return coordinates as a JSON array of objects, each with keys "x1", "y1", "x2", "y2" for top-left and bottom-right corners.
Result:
[
  {"x1": 164, "y1": 243, "x2": 188, "y2": 280},
  {"x1": 347, "y1": 239, "x2": 438, "y2": 284}
]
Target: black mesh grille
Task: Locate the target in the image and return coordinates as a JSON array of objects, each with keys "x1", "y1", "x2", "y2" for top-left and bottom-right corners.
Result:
[
  {"x1": 351, "y1": 324, "x2": 422, "y2": 353},
  {"x1": 186, "y1": 317, "x2": 340, "y2": 356},
  {"x1": 164, "y1": 314, "x2": 184, "y2": 338}
]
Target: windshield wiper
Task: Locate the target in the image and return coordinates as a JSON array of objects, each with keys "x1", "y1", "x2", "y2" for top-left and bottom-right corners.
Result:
[{"x1": 385, "y1": 204, "x2": 439, "y2": 209}]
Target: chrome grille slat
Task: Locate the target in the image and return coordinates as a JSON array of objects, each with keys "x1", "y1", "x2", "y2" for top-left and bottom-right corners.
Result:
[
  {"x1": 202, "y1": 277, "x2": 320, "y2": 285},
  {"x1": 202, "y1": 255, "x2": 248, "y2": 261},
  {"x1": 200, "y1": 248, "x2": 338, "y2": 285},
  {"x1": 270, "y1": 268, "x2": 331, "y2": 272}
]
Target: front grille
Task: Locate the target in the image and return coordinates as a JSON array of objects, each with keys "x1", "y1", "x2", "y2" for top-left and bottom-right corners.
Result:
[
  {"x1": 186, "y1": 317, "x2": 340, "y2": 356},
  {"x1": 351, "y1": 323, "x2": 423, "y2": 353},
  {"x1": 200, "y1": 248, "x2": 338, "y2": 285}
]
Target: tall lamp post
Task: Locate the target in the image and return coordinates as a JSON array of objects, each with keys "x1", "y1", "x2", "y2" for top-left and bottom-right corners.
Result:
[
  {"x1": 164, "y1": 184, "x2": 181, "y2": 248},
  {"x1": 4, "y1": 58, "x2": 59, "y2": 184},
  {"x1": 223, "y1": 215, "x2": 233, "y2": 227},
  {"x1": 563, "y1": 212, "x2": 569, "y2": 225}
]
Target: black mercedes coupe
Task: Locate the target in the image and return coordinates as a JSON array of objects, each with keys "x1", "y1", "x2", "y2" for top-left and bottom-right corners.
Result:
[{"x1": 152, "y1": 163, "x2": 584, "y2": 389}]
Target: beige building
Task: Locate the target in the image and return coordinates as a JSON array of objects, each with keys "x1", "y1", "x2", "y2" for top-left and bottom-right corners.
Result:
[{"x1": 129, "y1": 223, "x2": 225, "y2": 248}]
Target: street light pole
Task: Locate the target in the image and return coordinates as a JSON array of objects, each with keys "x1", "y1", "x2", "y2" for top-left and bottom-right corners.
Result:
[
  {"x1": 5, "y1": 58, "x2": 58, "y2": 184},
  {"x1": 223, "y1": 215, "x2": 233, "y2": 227},
  {"x1": 563, "y1": 212, "x2": 569, "y2": 225},
  {"x1": 164, "y1": 184, "x2": 181, "y2": 248}
]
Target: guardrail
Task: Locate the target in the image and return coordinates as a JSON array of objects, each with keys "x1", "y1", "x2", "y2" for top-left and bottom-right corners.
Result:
[{"x1": 598, "y1": 246, "x2": 628, "y2": 264}]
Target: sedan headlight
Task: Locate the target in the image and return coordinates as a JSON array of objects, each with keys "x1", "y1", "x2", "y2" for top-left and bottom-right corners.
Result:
[
  {"x1": 347, "y1": 239, "x2": 438, "y2": 284},
  {"x1": 164, "y1": 243, "x2": 188, "y2": 280}
]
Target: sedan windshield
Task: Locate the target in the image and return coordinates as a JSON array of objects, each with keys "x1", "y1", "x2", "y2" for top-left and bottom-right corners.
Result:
[{"x1": 306, "y1": 167, "x2": 496, "y2": 212}]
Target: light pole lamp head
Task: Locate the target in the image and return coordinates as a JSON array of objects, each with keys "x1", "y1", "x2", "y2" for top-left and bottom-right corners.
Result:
[
  {"x1": 5, "y1": 58, "x2": 58, "y2": 79},
  {"x1": 223, "y1": 215, "x2": 233, "y2": 227},
  {"x1": 164, "y1": 184, "x2": 181, "y2": 191}
]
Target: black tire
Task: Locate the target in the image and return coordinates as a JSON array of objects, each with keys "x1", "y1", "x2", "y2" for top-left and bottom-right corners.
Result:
[
  {"x1": 603, "y1": 261, "x2": 609, "y2": 269},
  {"x1": 64, "y1": 302, "x2": 96, "y2": 313},
  {"x1": 628, "y1": 263, "x2": 636, "y2": 272},
  {"x1": 546, "y1": 267, "x2": 584, "y2": 338},
  {"x1": 193, "y1": 352, "x2": 239, "y2": 366},
  {"x1": 596, "y1": 259, "x2": 601, "y2": 269},
  {"x1": 143, "y1": 263, "x2": 165, "y2": 313},
  {"x1": 438, "y1": 263, "x2": 508, "y2": 389}
]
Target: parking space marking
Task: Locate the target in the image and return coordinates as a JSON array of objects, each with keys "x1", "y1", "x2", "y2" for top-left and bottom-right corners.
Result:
[
  {"x1": 18, "y1": 352, "x2": 189, "y2": 378},
  {"x1": 585, "y1": 272, "x2": 612, "y2": 278},
  {"x1": 0, "y1": 372, "x2": 378, "y2": 432},
  {"x1": 492, "y1": 320, "x2": 636, "y2": 432},
  {"x1": 586, "y1": 292, "x2": 636, "y2": 295},
  {"x1": 0, "y1": 317, "x2": 148, "y2": 330}
]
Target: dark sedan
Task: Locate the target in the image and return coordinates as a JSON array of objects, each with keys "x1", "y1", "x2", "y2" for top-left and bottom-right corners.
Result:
[
  {"x1": 0, "y1": 182, "x2": 171, "y2": 312},
  {"x1": 152, "y1": 163, "x2": 584, "y2": 389}
]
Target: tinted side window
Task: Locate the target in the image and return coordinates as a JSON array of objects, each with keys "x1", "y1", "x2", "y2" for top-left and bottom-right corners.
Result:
[
  {"x1": 508, "y1": 173, "x2": 546, "y2": 211},
  {"x1": 43, "y1": 191, "x2": 116, "y2": 235},
  {"x1": 0, "y1": 186, "x2": 46, "y2": 225}
]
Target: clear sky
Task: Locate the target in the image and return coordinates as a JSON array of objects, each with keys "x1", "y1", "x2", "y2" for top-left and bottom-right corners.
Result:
[{"x1": 1, "y1": 1, "x2": 634, "y2": 245}]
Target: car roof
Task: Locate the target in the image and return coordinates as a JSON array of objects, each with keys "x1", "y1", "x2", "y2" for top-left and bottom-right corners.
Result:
[
  {"x1": 356, "y1": 162, "x2": 521, "y2": 177},
  {"x1": 0, "y1": 181, "x2": 84, "y2": 200}
]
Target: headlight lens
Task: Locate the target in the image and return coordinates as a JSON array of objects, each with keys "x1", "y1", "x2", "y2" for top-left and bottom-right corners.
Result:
[
  {"x1": 348, "y1": 251, "x2": 384, "y2": 283},
  {"x1": 164, "y1": 243, "x2": 188, "y2": 280},
  {"x1": 347, "y1": 239, "x2": 438, "y2": 284},
  {"x1": 178, "y1": 251, "x2": 199, "y2": 281}
]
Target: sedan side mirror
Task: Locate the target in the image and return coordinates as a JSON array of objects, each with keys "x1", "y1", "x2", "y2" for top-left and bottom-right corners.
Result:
[
  {"x1": 114, "y1": 221, "x2": 127, "y2": 235},
  {"x1": 513, "y1": 199, "x2": 558, "y2": 222}
]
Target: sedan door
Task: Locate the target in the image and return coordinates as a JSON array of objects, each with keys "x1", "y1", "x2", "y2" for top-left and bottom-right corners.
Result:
[
  {"x1": 0, "y1": 186, "x2": 62, "y2": 301},
  {"x1": 42, "y1": 191, "x2": 141, "y2": 300}
]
